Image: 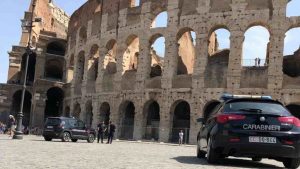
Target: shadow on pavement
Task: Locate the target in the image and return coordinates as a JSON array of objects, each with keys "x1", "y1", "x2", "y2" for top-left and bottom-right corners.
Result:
[{"x1": 172, "y1": 156, "x2": 282, "y2": 168}]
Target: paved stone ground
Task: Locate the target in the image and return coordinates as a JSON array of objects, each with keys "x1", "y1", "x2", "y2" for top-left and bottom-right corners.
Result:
[{"x1": 0, "y1": 135, "x2": 293, "y2": 169}]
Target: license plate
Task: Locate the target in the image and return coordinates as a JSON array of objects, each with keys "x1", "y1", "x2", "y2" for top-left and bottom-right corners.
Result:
[
  {"x1": 47, "y1": 126, "x2": 53, "y2": 129},
  {"x1": 249, "y1": 136, "x2": 276, "y2": 144}
]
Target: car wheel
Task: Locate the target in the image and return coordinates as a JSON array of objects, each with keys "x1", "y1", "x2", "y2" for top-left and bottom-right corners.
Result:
[
  {"x1": 44, "y1": 137, "x2": 52, "y2": 141},
  {"x1": 207, "y1": 137, "x2": 219, "y2": 164},
  {"x1": 62, "y1": 132, "x2": 71, "y2": 142},
  {"x1": 71, "y1": 139, "x2": 78, "y2": 142},
  {"x1": 197, "y1": 144, "x2": 206, "y2": 158},
  {"x1": 87, "y1": 134, "x2": 95, "y2": 143},
  {"x1": 252, "y1": 157, "x2": 262, "y2": 162},
  {"x1": 283, "y1": 158, "x2": 300, "y2": 169}
]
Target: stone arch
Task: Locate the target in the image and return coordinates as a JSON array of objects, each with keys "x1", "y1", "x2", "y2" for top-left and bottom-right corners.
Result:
[
  {"x1": 44, "y1": 87, "x2": 64, "y2": 118},
  {"x1": 176, "y1": 27, "x2": 196, "y2": 75},
  {"x1": 76, "y1": 51, "x2": 85, "y2": 83},
  {"x1": 99, "y1": 102, "x2": 110, "y2": 125},
  {"x1": 242, "y1": 25, "x2": 270, "y2": 67},
  {"x1": 20, "y1": 52, "x2": 36, "y2": 85},
  {"x1": 104, "y1": 39, "x2": 117, "y2": 75},
  {"x1": 85, "y1": 100, "x2": 93, "y2": 127},
  {"x1": 119, "y1": 100, "x2": 135, "y2": 140},
  {"x1": 286, "y1": 104, "x2": 300, "y2": 119},
  {"x1": 151, "y1": 11, "x2": 168, "y2": 28},
  {"x1": 122, "y1": 35, "x2": 139, "y2": 74},
  {"x1": 143, "y1": 100, "x2": 160, "y2": 140},
  {"x1": 44, "y1": 58, "x2": 64, "y2": 80},
  {"x1": 170, "y1": 100, "x2": 191, "y2": 143},
  {"x1": 286, "y1": 0, "x2": 300, "y2": 17},
  {"x1": 46, "y1": 41, "x2": 66, "y2": 56},
  {"x1": 11, "y1": 90, "x2": 32, "y2": 127},
  {"x1": 149, "y1": 34, "x2": 164, "y2": 78},
  {"x1": 203, "y1": 100, "x2": 221, "y2": 123},
  {"x1": 283, "y1": 27, "x2": 300, "y2": 77},
  {"x1": 208, "y1": 26, "x2": 231, "y2": 56},
  {"x1": 73, "y1": 102, "x2": 81, "y2": 119},
  {"x1": 79, "y1": 26, "x2": 87, "y2": 44},
  {"x1": 87, "y1": 44, "x2": 99, "y2": 82}
]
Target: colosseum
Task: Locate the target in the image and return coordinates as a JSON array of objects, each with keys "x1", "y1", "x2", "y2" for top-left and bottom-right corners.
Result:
[{"x1": 1, "y1": 0, "x2": 300, "y2": 144}]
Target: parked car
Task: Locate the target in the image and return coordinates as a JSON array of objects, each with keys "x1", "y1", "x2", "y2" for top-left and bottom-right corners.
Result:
[
  {"x1": 197, "y1": 94, "x2": 300, "y2": 169},
  {"x1": 43, "y1": 117, "x2": 96, "y2": 143}
]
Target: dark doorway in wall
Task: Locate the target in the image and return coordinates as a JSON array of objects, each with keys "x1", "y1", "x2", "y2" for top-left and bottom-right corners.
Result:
[
  {"x1": 100, "y1": 102, "x2": 110, "y2": 125},
  {"x1": 120, "y1": 101, "x2": 135, "y2": 140},
  {"x1": 11, "y1": 90, "x2": 32, "y2": 127},
  {"x1": 44, "y1": 87, "x2": 64, "y2": 118},
  {"x1": 171, "y1": 101, "x2": 190, "y2": 143},
  {"x1": 144, "y1": 101, "x2": 160, "y2": 140}
]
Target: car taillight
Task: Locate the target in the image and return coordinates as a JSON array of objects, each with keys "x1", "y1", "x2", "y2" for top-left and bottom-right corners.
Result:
[
  {"x1": 278, "y1": 117, "x2": 300, "y2": 127},
  {"x1": 217, "y1": 114, "x2": 246, "y2": 124}
]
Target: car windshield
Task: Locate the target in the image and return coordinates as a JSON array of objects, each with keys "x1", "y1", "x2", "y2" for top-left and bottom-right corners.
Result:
[
  {"x1": 224, "y1": 101, "x2": 291, "y2": 116},
  {"x1": 46, "y1": 118, "x2": 61, "y2": 125}
]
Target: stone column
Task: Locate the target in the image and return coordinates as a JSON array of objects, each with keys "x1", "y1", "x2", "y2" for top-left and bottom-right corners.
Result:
[
  {"x1": 227, "y1": 30, "x2": 244, "y2": 90},
  {"x1": 114, "y1": 42, "x2": 127, "y2": 91},
  {"x1": 81, "y1": 50, "x2": 89, "y2": 95},
  {"x1": 189, "y1": 100, "x2": 202, "y2": 144},
  {"x1": 96, "y1": 45, "x2": 107, "y2": 93},
  {"x1": 133, "y1": 103, "x2": 143, "y2": 140},
  {"x1": 136, "y1": 38, "x2": 151, "y2": 91},
  {"x1": 159, "y1": 101, "x2": 171, "y2": 143},
  {"x1": 92, "y1": 99, "x2": 99, "y2": 129}
]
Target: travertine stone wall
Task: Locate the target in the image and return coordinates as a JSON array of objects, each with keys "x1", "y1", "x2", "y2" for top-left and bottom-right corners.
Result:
[{"x1": 61, "y1": 0, "x2": 300, "y2": 144}]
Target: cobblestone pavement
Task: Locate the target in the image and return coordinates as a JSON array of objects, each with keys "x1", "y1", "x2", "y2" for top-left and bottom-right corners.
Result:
[{"x1": 0, "y1": 135, "x2": 293, "y2": 169}]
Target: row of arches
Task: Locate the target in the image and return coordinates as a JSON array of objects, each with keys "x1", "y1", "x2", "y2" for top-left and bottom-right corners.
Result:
[
  {"x1": 71, "y1": 25, "x2": 300, "y2": 88},
  {"x1": 70, "y1": 100, "x2": 191, "y2": 143}
]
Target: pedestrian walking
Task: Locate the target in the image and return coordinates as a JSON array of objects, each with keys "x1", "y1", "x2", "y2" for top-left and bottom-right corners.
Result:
[
  {"x1": 179, "y1": 130, "x2": 184, "y2": 145},
  {"x1": 8, "y1": 115, "x2": 16, "y2": 138},
  {"x1": 97, "y1": 121, "x2": 106, "y2": 143},
  {"x1": 107, "y1": 121, "x2": 116, "y2": 144},
  {"x1": 258, "y1": 58, "x2": 261, "y2": 67}
]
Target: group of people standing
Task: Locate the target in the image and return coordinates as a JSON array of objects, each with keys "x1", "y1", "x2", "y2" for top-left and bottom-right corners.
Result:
[{"x1": 97, "y1": 121, "x2": 116, "y2": 144}]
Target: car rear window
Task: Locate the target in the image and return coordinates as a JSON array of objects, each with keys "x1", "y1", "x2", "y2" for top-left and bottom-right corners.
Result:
[
  {"x1": 224, "y1": 101, "x2": 291, "y2": 116},
  {"x1": 46, "y1": 118, "x2": 62, "y2": 125}
]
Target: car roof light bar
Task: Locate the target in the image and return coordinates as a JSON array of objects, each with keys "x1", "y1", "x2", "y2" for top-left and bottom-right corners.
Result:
[{"x1": 220, "y1": 93, "x2": 272, "y2": 101}]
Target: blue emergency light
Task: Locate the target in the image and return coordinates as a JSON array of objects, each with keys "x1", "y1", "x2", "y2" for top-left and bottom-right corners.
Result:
[{"x1": 220, "y1": 93, "x2": 272, "y2": 101}]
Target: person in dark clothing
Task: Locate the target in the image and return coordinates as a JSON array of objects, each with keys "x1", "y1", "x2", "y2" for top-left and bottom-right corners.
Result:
[
  {"x1": 107, "y1": 121, "x2": 116, "y2": 144},
  {"x1": 97, "y1": 121, "x2": 106, "y2": 143}
]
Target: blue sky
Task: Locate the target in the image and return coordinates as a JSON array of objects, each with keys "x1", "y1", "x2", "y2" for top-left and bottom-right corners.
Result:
[{"x1": 0, "y1": 0, "x2": 299, "y2": 83}]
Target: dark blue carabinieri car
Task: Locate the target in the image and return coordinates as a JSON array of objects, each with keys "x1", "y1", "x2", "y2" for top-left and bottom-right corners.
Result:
[{"x1": 197, "y1": 94, "x2": 300, "y2": 169}]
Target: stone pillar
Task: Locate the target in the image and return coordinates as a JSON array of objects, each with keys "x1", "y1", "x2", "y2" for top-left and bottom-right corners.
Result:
[
  {"x1": 133, "y1": 103, "x2": 143, "y2": 140},
  {"x1": 159, "y1": 100, "x2": 171, "y2": 142},
  {"x1": 31, "y1": 93, "x2": 46, "y2": 128},
  {"x1": 79, "y1": 102, "x2": 85, "y2": 121},
  {"x1": 136, "y1": 38, "x2": 151, "y2": 91},
  {"x1": 92, "y1": 100, "x2": 99, "y2": 128},
  {"x1": 227, "y1": 30, "x2": 244, "y2": 90},
  {"x1": 96, "y1": 45, "x2": 107, "y2": 93},
  {"x1": 189, "y1": 100, "x2": 202, "y2": 144},
  {"x1": 192, "y1": 34, "x2": 208, "y2": 89},
  {"x1": 81, "y1": 50, "x2": 89, "y2": 95},
  {"x1": 114, "y1": 42, "x2": 127, "y2": 91}
]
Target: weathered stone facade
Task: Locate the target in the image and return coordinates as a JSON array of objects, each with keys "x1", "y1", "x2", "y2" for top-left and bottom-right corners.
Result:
[{"x1": 1, "y1": 0, "x2": 300, "y2": 144}]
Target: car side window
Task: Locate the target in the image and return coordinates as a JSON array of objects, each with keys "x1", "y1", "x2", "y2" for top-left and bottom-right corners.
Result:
[
  {"x1": 77, "y1": 121, "x2": 85, "y2": 129},
  {"x1": 68, "y1": 119, "x2": 77, "y2": 127}
]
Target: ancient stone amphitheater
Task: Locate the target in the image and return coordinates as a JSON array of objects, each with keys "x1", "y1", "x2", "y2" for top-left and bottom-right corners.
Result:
[{"x1": 1, "y1": 0, "x2": 300, "y2": 144}]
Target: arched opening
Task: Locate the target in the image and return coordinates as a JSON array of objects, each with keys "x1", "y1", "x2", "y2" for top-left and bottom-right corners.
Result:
[
  {"x1": 149, "y1": 35, "x2": 164, "y2": 78},
  {"x1": 143, "y1": 100, "x2": 160, "y2": 140},
  {"x1": 283, "y1": 27, "x2": 300, "y2": 77},
  {"x1": 130, "y1": 0, "x2": 140, "y2": 7},
  {"x1": 73, "y1": 103, "x2": 81, "y2": 119},
  {"x1": 76, "y1": 51, "x2": 85, "y2": 83},
  {"x1": 171, "y1": 101, "x2": 190, "y2": 143},
  {"x1": 44, "y1": 87, "x2": 64, "y2": 118},
  {"x1": 79, "y1": 26, "x2": 87, "y2": 44},
  {"x1": 286, "y1": 0, "x2": 300, "y2": 17},
  {"x1": 64, "y1": 106, "x2": 70, "y2": 117},
  {"x1": 286, "y1": 104, "x2": 300, "y2": 119},
  {"x1": 122, "y1": 35, "x2": 139, "y2": 74},
  {"x1": 242, "y1": 26, "x2": 270, "y2": 67},
  {"x1": 20, "y1": 53, "x2": 36, "y2": 85},
  {"x1": 44, "y1": 59, "x2": 64, "y2": 80},
  {"x1": 99, "y1": 102, "x2": 110, "y2": 125},
  {"x1": 87, "y1": 45, "x2": 99, "y2": 81},
  {"x1": 67, "y1": 54, "x2": 75, "y2": 82},
  {"x1": 120, "y1": 101, "x2": 135, "y2": 140},
  {"x1": 104, "y1": 40, "x2": 117, "y2": 75},
  {"x1": 85, "y1": 101, "x2": 93, "y2": 127},
  {"x1": 151, "y1": 11, "x2": 168, "y2": 28},
  {"x1": 203, "y1": 100, "x2": 221, "y2": 123},
  {"x1": 176, "y1": 28, "x2": 196, "y2": 75},
  {"x1": 46, "y1": 42, "x2": 65, "y2": 56},
  {"x1": 208, "y1": 28, "x2": 231, "y2": 56},
  {"x1": 11, "y1": 90, "x2": 32, "y2": 127}
]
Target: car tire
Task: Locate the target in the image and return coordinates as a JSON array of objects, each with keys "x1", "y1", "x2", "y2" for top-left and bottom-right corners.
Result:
[
  {"x1": 283, "y1": 158, "x2": 300, "y2": 169},
  {"x1": 44, "y1": 137, "x2": 52, "y2": 141},
  {"x1": 252, "y1": 157, "x2": 262, "y2": 162},
  {"x1": 197, "y1": 144, "x2": 206, "y2": 158},
  {"x1": 206, "y1": 137, "x2": 219, "y2": 164},
  {"x1": 71, "y1": 139, "x2": 78, "y2": 142},
  {"x1": 87, "y1": 134, "x2": 95, "y2": 143},
  {"x1": 62, "y1": 132, "x2": 71, "y2": 142}
]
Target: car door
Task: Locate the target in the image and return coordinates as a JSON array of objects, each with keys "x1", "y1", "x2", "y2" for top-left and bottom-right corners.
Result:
[{"x1": 75, "y1": 120, "x2": 88, "y2": 139}]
